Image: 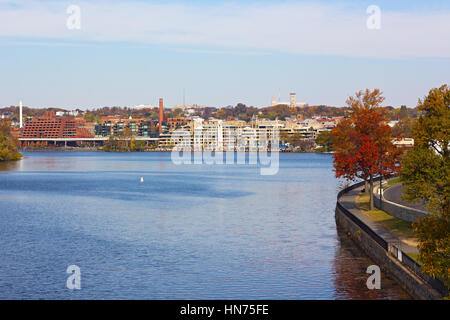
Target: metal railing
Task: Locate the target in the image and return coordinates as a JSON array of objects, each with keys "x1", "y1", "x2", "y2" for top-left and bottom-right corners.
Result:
[{"x1": 389, "y1": 244, "x2": 448, "y2": 297}]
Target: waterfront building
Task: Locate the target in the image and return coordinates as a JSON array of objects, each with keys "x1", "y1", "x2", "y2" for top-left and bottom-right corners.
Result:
[
  {"x1": 21, "y1": 111, "x2": 94, "y2": 139},
  {"x1": 94, "y1": 117, "x2": 158, "y2": 138},
  {"x1": 393, "y1": 138, "x2": 414, "y2": 149},
  {"x1": 159, "y1": 117, "x2": 283, "y2": 152},
  {"x1": 167, "y1": 117, "x2": 189, "y2": 130},
  {"x1": 17, "y1": 106, "x2": 337, "y2": 150}
]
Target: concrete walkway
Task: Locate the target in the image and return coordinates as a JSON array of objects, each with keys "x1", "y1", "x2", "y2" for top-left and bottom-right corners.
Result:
[{"x1": 339, "y1": 185, "x2": 419, "y2": 254}]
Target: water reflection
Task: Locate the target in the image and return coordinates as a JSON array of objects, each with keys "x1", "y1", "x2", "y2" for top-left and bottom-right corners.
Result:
[
  {"x1": 0, "y1": 159, "x2": 22, "y2": 171},
  {"x1": 333, "y1": 227, "x2": 410, "y2": 299}
]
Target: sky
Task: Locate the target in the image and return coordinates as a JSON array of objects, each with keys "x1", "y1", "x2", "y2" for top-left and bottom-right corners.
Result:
[{"x1": 0, "y1": 0, "x2": 449, "y2": 109}]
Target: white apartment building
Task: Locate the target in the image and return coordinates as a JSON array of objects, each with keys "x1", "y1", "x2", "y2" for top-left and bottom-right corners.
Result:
[{"x1": 161, "y1": 118, "x2": 281, "y2": 152}]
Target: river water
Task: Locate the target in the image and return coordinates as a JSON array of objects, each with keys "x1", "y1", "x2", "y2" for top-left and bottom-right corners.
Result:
[{"x1": 0, "y1": 152, "x2": 409, "y2": 299}]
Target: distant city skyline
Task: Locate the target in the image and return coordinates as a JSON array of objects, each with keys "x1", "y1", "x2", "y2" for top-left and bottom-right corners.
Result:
[{"x1": 1, "y1": 0, "x2": 449, "y2": 109}]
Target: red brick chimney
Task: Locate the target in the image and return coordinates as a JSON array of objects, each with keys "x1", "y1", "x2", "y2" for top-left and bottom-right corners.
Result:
[{"x1": 159, "y1": 98, "x2": 164, "y2": 134}]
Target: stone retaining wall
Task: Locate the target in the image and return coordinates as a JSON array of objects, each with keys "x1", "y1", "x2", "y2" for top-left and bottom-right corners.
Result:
[
  {"x1": 335, "y1": 205, "x2": 441, "y2": 299},
  {"x1": 373, "y1": 185, "x2": 428, "y2": 223}
]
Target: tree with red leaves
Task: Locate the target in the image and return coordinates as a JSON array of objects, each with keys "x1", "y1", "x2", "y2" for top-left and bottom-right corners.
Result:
[{"x1": 332, "y1": 89, "x2": 401, "y2": 210}]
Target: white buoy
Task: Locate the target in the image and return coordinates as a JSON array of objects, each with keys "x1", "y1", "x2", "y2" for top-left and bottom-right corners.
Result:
[{"x1": 140, "y1": 177, "x2": 144, "y2": 183}]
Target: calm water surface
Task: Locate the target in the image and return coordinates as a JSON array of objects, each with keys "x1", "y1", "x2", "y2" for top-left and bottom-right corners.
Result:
[{"x1": 0, "y1": 152, "x2": 409, "y2": 299}]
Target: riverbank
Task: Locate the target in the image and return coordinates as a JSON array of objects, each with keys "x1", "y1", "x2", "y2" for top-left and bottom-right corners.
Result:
[
  {"x1": 19, "y1": 147, "x2": 102, "y2": 152},
  {"x1": 18, "y1": 147, "x2": 333, "y2": 154},
  {"x1": 335, "y1": 181, "x2": 447, "y2": 299}
]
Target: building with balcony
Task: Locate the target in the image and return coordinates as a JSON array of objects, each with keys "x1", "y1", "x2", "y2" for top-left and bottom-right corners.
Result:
[
  {"x1": 94, "y1": 117, "x2": 159, "y2": 138},
  {"x1": 21, "y1": 111, "x2": 94, "y2": 139}
]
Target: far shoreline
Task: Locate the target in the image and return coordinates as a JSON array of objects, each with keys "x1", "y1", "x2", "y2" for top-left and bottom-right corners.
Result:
[{"x1": 18, "y1": 147, "x2": 334, "y2": 154}]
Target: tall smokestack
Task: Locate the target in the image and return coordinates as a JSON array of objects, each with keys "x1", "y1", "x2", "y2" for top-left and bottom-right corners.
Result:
[
  {"x1": 159, "y1": 98, "x2": 164, "y2": 134},
  {"x1": 19, "y1": 100, "x2": 23, "y2": 128}
]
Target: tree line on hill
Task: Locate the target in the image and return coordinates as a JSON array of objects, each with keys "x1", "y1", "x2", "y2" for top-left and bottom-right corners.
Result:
[{"x1": 2, "y1": 102, "x2": 420, "y2": 124}]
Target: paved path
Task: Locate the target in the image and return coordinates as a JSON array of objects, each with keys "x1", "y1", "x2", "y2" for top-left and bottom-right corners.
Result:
[
  {"x1": 339, "y1": 185, "x2": 419, "y2": 254},
  {"x1": 384, "y1": 184, "x2": 427, "y2": 212}
]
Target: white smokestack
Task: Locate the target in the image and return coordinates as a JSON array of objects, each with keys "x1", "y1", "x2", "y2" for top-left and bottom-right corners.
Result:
[{"x1": 19, "y1": 100, "x2": 23, "y2": 128}]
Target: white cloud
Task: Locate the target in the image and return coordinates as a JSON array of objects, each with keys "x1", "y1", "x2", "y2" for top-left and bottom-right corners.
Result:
[{"x1": 0, "y1": 0, "x2": 449, "y2": 58}]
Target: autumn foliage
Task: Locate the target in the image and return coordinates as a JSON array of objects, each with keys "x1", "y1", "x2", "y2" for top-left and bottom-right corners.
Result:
[
  {"x1": 332, "y1": 89, "x2": 401, "y2": 210},
  {"x1": 400, "y1": 85, "x2": 449, "y2": 289},
  {"x1": 0, "y1": 119, "x2": 22, "y2": 161}
]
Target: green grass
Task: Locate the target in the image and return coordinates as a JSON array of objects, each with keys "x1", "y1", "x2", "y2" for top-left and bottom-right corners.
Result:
[
  {"x1": 387, "y1": 177, "x2": 402, "y2": 186},
  {"x1": 405, "y1": 252, "x2": 421, "y2": 262},
  {"x1": 356, "y1": 193, "x2": 416, "y2": 240}
]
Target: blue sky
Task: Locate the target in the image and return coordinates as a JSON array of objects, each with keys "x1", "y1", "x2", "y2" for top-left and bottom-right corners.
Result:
[{"x1": 0, "y1": 0, "x2": 449, "y2": 109}]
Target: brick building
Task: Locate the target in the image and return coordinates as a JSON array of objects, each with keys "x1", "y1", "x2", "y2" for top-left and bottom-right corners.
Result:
[
  {"x1": 167, "y1": 117, "x2": 189, "y2": 130},
  {"x1": 21, "y1": 111, "x2": 94, "y2": 139}
]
